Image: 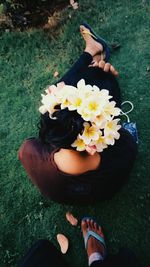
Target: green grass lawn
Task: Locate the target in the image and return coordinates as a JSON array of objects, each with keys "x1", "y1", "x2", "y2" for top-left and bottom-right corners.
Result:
[{"x1": 0, "y1": 0, "x2": 150, "y2": 266}]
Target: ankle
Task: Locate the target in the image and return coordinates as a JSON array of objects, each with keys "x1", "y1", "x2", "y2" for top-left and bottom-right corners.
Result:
[
  {"x1": 89, "y1": 252, "x2": 104, "y2": 266},
  {"x1": 87, "y1": 245, "x2": 105, "y2": 258},
  {"x1": 84, "y1": 48, "x2": 95, "y2": 57}
]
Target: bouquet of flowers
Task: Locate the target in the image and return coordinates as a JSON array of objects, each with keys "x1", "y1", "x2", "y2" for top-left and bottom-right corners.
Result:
[{"x1": 39, "y1": 79, "x2": 121, "y2": 154}]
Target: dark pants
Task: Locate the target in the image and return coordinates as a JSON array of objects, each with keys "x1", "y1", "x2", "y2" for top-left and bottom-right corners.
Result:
[
  {"x1": 58, "y1": 52, "x2": 122, "y2": 108},
  {"x1": 18, "y1": 240, "x2": 140, "y2": 267},
  {"x1": 18, "y1": 240, "x2": 70, "y2": 267}
]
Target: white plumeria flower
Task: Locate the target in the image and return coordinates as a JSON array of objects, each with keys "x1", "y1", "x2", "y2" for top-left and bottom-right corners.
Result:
[
  {"x1": 45, "y1": 85, "x2": 57, "y2": 95},
  {"x1": 94, "y1": 134, "x2": 108, "y2": 152},
  {"x1": 102, "y1": 101, "x2": 121, "y2": 120},
  {"x1": 104, "y1": 119, "x2": 121, "y2": 139},
  {"x1": 61, "y1": 98, "x2": 72, "y2": 110},
  {"x1": 104, "y1": 134, "x2": 115, "y2": 146},
  {"x1": 92, "y1": 85, "x2": 100, "y2": 93},
  {"x1": 92, "y1": 114, "x2": 107, "y2": 129},
  {"x1": 99, "y1": 89, "x2": 112, "y2": 101},
  {"x1": 45, "y1": 82, "x2": 66, "y2": 96},
  {"x1": 83, "y1": 85, "x2": 101, "y2": 99},
  {"x1": 78, "y1": 107, "x2": 94, "y2": 121},
  {"x1": 77, "y1": 79, "x2": 87, "y2": 91},
  {"x1": 71, "y1": 134, "x2": 86, "y2": 151},
  {"x1": 39, "y1": 105, "x2": 47, "y2": 114},
  {"x1": 81, "y1": 122, "x2": 99, "y2": 145},
  {"x1": 84, "y1": 95, "x2": 104, "y2": 117},
  {"x1": 90, "y1": 132, "x2": 107, "y2": 152},
  {"x1": 57, "y1": 81, "x2": 66, "y2": 89},
  {"x1": 57, "y1": 85, "x2": 76, "y2": 101},
  {"x1": 77, "y1": 79, "x2": 93, "y2": 97},
  {"x1": 67, "y1": 93, "x2": 83, "y2": 111},
  {"x1": 41, "y1": 93, "x2": 54, "y2": 106},
  {"x1": 57, "y1": 85, "x2": 76, "y2": 109},
  {"x1": 40, "y1": 94, "x2": 59, "y2": 115}
]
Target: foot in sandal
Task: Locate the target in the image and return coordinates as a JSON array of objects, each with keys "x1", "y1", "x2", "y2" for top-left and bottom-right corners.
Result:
[
  {"x1": 80, "y1": 25, "x2": 103, "y2": 58},
  {"x1": 81, "y1": 217, "x2": 107, "y2": 266},
  {"x1": 80, "y1": 23, "x2": 110, "y2": 62}
]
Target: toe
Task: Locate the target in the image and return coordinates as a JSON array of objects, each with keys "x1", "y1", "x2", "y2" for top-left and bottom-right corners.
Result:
[
  {"x1": 89, "y1": 219, "x2": 94, "y2": 229},
  {"x1": 98, "y1": 226, "x2": 104, "y2": 238},
  {"x1": 86, "y1": 219, "x2": 91, "y2": 230},
  {"x1": 80, "y1": 25, "x2": 83, "y2": 31},
  {"x1": 104, "y1": 63, "x2": 111, "y2": 72},
  {"x1": 81, "y1": 220, "x2": 88, "y2": 236},
  {"x1": 110, "y1": 65, "x2": 118, "y2": 76},
  {"x1": 99, "y1": 60, "x2": 105, "y2": 69},
  {"x1": 94, "y1": 222, "x2": 98, "y2": 230},
  {"x1": 80, "y1": 25, "x2": 86, "y2": 33},
  {"x1": 91, "y1": 61, "x2": 99, "y2": 67}
]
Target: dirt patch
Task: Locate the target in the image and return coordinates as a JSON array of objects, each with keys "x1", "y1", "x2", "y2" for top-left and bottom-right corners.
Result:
[{"x1": 0, "y1": 0, "x2": 69, "y2": 31}]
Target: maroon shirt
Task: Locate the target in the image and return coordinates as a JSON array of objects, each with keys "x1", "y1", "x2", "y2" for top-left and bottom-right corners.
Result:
[{"x1": 18, "y1": 129, "x2": 137, "y2": 204}]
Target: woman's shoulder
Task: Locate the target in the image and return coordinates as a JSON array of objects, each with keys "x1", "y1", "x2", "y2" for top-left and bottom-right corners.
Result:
[
  {"x1": 18, "y1": 137, "x2": 37, "y2": 159},
  {"x1": 18, "y1": 137, "x2": 52, "y2": 162}
]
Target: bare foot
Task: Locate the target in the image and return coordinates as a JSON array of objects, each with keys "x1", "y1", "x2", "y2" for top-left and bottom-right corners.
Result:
[
  {"x1": 93, "y1": 54, "x2": 105, "y2": 63},
  {"x1": 81, "y1": 218, "x2": 106, "y2": 259},
  {"x1": 80, "y1": 25, "x2": 103, "y2": 58},
  {"x1": 90, "y1": 60, "x2": 118, "y2": 76}
]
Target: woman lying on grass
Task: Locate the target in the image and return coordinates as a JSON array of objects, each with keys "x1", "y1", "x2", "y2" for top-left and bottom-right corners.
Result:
[{"x1": 19, "y1": 24, "x2": 137, "y2": 204}]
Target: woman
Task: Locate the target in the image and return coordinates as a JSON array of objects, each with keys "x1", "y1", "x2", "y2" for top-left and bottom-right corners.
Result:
[{"x1": 18, "y1": 24, "x2": 137, "y2": 204}]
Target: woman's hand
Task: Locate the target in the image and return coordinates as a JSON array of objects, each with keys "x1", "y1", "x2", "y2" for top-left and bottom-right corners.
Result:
[{"x1": 90, "y1": 60, "x2": 118, "y2": 77}]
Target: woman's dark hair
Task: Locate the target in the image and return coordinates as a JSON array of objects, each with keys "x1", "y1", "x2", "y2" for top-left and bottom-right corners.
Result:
[{"x1": 39, "y1": 108, "x2": 84, "y2": 149}]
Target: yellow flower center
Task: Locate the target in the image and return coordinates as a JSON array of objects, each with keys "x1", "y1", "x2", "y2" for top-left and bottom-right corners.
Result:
[
  {"x1": 107, "y1": 121, "x2": 113, "y2": 129},
  {"x1": 96, "y1": 114, "x2": 103, "y2": 121},
  {"x1": 97, "y1": 136, "x2": 103, "y2": 143},
  {"x1": 85, "y1": 127, "x2": 95, "y2": 137},
  {"x1": 75, "y1": 98, "x2": 82, "y2": 107},
  {"x1": 88, "y1": 101, "x2": 99, "y2": 112},
  {"x1": 63, "y1": 99, "x2": 70, "y2": 106},
  {"x1": 76, "y1": 138, "x2": 84, "y2": 147}
]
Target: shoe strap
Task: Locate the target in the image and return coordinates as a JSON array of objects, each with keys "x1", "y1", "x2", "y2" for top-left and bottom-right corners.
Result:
[
  {"x1": 82, "y1": 30, "x2": 98, "y2": 40},
  {"x1": 84, "y1": 230, "x2": 106, "y2": 250}
]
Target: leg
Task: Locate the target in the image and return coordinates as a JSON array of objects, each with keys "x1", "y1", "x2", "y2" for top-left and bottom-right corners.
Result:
[
  {"x1": 58, "y1": 25, "x2": 104, "y2": 86},
  {"x1": 58, "y1": 25, "x2": 121, "y2": 107},
  {"x1": 58, "y1": 52, "x2": 93, "y2": 85},
  {"x1": 18, "y1": 239, "x2": 70, "y2": 267}
]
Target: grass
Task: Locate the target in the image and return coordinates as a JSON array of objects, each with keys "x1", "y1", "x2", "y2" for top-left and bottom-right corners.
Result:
[{"x1": 0, "y1": 0, "x2": 150, "y2": 266}]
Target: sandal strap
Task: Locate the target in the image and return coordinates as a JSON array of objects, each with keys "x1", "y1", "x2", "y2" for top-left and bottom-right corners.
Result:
[
  {"x1": 84, "y1": 230, "x2": 106, "y2": 250},
  {"x1": 81, "y1": 22, "x2": 110, "y2": 62},
  {"x1": 82, "y1": 30, "x2": 98, "y2": 40},
  {"x1": 82, "y1": 29, "x2": 106, "y2": 60}
]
